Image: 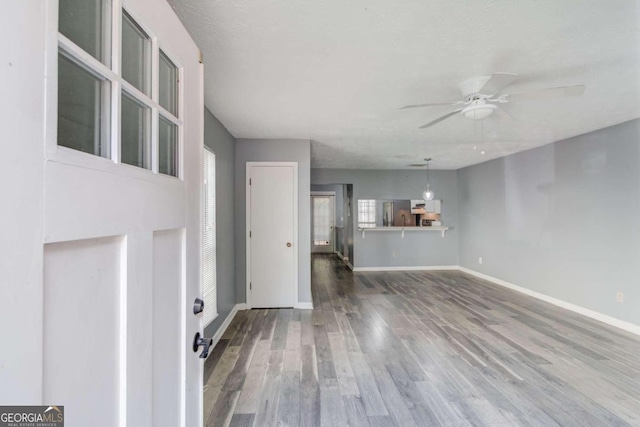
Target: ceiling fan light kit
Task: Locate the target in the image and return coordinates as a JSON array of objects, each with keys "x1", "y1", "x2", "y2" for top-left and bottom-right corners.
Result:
[{"x1": 461, "y1": 101, "x2": 497, "y2": 120}]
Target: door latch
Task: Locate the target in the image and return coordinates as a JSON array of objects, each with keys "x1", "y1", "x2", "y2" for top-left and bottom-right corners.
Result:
[
  {"x1": 193, "y1": 332, "x2": 213, "y2": 359},
  {"x1": 193, "y1": 298, "x2": 204, "y2": 315}
]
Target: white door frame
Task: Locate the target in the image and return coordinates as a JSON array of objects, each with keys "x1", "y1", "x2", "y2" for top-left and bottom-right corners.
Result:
[
  {"x1": 246, "y1": 162, "x2": 298, "y2": 309},
  {"x1": 311, "y1": 191, "x2": 336, "y2": 253}
]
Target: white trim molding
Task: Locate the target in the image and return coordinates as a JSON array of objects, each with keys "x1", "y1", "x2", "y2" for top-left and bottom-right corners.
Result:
[
  {"x1": 295, "y1": 302, "x2": 314, "y2": 310},
  {"x1": 458, "y1": 266, "x2": 640, "y2": 337},
  {"x1": 208, "y1": 303, "x2": 247, "y2": 353},
  {"x1": 353, "y1": 265, "x2": 459, "y2": 272}
]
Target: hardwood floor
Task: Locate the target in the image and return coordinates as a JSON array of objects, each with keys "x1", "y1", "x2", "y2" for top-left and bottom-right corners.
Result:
[{"x1": 204, "y1": 255, "x2": 640, "y2": 426}]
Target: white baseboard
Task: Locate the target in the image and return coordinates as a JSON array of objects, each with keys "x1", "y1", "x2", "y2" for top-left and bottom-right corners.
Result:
[
  {"x1": 458, "y1": 266, "x2": 640, "y2": 337},
  {"x1": 353, "y1": 265, "x2": 459, "y2": 272},
  {"x1": 208, "y1": 303, "x2": 246, "y2": 353},
  {"x1": 294, "y1": 302, "x2": 314, "y2": 310}
]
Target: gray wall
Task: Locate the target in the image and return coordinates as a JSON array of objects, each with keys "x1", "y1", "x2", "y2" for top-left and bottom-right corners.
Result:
[
  {"x1": 203, "y1": 108, "x2": 237, "y2": 338},
  {"x1": 457, "y1": 119, "x2": 640, "y2": 326},
  {"x1": 311, "y1": 169, "x2": 459, "y2": 268},
  {"x1": 235, "y1": 139, "x2": 312, "y2": 304}
]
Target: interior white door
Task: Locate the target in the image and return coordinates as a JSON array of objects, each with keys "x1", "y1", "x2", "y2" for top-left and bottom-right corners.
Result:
[
  {"x1": 0, "y1": 1, "x2": 204, "y2": 426},
  {"x1": 248, "y1": 164, "x2": 297, "y2": 308},
  {"x1": 312, "y1": 195, "x2": 335, "y2": 253}
]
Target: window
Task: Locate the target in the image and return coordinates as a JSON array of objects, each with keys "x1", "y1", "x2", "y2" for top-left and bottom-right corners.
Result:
[
  {"x1": 358, "y1": 199, "x2": 377, "y2": 228},
  {"x1": 202, "y1": 148, "x2": 217, "y2": 326},
  {"x1": 57, "y1": 1, "x2": 182, "y2": 177}
]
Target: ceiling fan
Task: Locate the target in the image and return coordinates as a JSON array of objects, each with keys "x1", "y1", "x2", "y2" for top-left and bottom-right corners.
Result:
[{"x1": 401, "y1": 73, "x2": 586, "y2": 129}]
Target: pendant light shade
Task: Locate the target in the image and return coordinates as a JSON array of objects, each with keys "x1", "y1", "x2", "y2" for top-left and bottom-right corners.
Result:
[{"x1": 423, "y1": 158, "x2": 435, "y2": 200}]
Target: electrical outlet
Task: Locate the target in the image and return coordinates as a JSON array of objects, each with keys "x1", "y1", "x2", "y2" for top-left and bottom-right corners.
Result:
[
  {"x1": 616, "y1": 292, "x2": 624, "y2": 303},
  {"x1": 478, "y1": 256, "x2": 483, "y2": 265}
]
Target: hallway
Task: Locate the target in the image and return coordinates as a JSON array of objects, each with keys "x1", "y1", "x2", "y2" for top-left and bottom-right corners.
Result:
[{"x1": 203, "y1": 255, "x2": 640, "y2": 426}]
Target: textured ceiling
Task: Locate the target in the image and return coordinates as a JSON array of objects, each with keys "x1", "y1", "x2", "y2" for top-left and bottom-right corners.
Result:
[{"x1": 168, "y1": 0, "x2": 640, "y2": 169}]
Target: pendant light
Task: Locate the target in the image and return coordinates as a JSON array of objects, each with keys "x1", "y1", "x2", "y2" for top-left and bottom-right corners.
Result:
[{"x1": 422, "y1": 158, "x2": 435, "y2": 201}]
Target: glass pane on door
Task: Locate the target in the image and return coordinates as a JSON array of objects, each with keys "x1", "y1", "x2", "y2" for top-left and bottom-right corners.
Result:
[
  {"x1": 122, "y1": 11, "x2": 151, "y2": 95},
  {"x1": 159, "y1": 51, "x2": 178, "y2": 116},
  {"x1": 121, "y1": 92, "x2": 150, "y2": 169},
  {"x1": 59, "y1": 0, "x2": 110, "y2": 65},
  {"x1": 58, "y1": 53, "x2": 110, "y2": 158},
  {"x1": 158, "y1": 116, "x2": 178, "y2": 177}
]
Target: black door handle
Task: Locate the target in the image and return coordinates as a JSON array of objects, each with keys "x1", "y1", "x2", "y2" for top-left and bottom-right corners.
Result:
[
  {"x1": 192, "y1": 332, "x2": 213, "y2": 359},
  {"x1": 193, "y1": 298, "x2": 204, "y2": 315}
]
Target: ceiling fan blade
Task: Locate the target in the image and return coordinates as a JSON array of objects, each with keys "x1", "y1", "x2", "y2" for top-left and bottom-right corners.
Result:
[
  {"x1": 419, "y1": 109, "x2": 462, "y2": 129},
  {"x1": 479, "y1": 72, "x2": 518, "y2": 96},
  {"x1": 506, "y1": 85, "x2": 586, "y2": 101},
  {"x1": 400, "y1": 101, "x2": 460, "y2": 109}
]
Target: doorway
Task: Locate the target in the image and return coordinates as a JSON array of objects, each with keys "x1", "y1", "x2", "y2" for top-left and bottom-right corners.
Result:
[
  {"x1": 246, "y1": 162, "x2": 298, "y2": 308},
  {"x1": 311, "y1": 192, "x2": 335, "y2": 254}
]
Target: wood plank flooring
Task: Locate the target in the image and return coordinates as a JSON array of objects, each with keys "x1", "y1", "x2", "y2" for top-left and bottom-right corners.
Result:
[{"x1": 204, "y1": 255, "x2": 640, "y2": 426}]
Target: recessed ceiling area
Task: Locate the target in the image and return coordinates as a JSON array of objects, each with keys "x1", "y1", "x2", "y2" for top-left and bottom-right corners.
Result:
[{"x1": 168, "y1": 0, "x2": 640, "y2": 169}]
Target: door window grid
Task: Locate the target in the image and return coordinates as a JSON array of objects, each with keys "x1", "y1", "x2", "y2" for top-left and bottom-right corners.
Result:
[
  {"x1": 358, "y1": 199, "x2": 377, "y2": 228},
  {"x1": 56, "y1": 0, "x2": 182, "y2": 178},
  {"x1": 202, "y1": 148, "x2": 218, "y2": 325}
]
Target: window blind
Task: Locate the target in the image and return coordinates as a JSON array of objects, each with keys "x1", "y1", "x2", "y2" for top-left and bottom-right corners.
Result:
[
  {"x1": 358, "y1": 199, "x2": 376, "y2": 228},
  {"x1": 202, "y1": 148, "x2": 217, "y2": 325}
]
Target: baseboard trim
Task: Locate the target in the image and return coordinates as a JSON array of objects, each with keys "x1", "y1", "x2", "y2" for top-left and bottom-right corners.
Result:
[
  {"x1": 353, "y1": 265, "x2": 459, "y2": 272},
  {"x1": 209, "y1": 303, "x2": 246, "y2": 353},
  {"x1": 458, "y1": 266, "x2": 640, "y2": 337},
  {"x1": 294, "y1": 302, "x2": 314, "y2": 310}
]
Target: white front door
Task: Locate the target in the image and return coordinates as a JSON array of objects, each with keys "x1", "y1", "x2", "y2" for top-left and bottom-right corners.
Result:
[
  {"x1": 1, "y1": 1, "x2": 204, "y2": 426},
  {"x1": 247, "y1": 163, "x2": 298, "y2": 308}
]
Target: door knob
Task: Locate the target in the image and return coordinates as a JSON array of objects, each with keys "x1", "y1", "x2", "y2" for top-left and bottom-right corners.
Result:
[
  {"x1": 193, "y1": 298, "x2": 204, "y2": 315},
  {"x1": 193, "y1": 332, "x2": 213, "y2": 359},
  {"x1": 286, "y1": 242, "x2": 292, "y2": 247}
]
